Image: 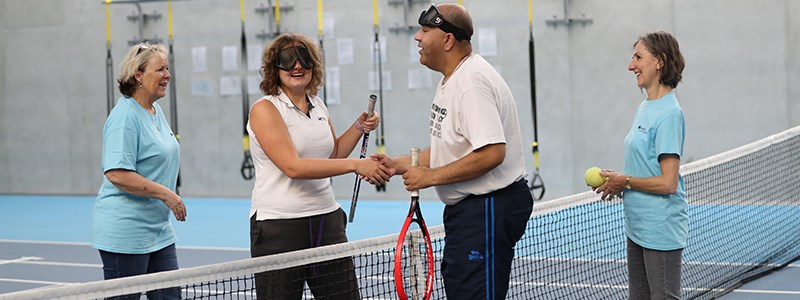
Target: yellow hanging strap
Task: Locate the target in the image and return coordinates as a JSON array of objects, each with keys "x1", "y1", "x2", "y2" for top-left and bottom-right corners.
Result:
[
  {"x1": 240, "y1": 0, "x2": 248, "y2": 151},
  {"x1": 528, "y1": 0, "x2": 533, "y2": 29},
  {"x1": 372, "y1": 0, "x2": 378, "y2": 27},
  {"x1": 372, "y1": 0, "x2": 387, "y2": 189},
  {"x1": 105, "y1": 0, "x2": 112, "y2": 47},
  {"x1": 240, "y1": 0, "x2": 245, "y2": 23},
  {"x1": 372, "y1": 0, "x2": 378, "y2": 26},
  {"x1": 168, "y1": 0, "x2": 174, "y2": 41},
  {"x1": 167, "y1": 0, "x2": 178, "y2": 140},
  {"x1": 529, "y1": 0, "x2": 537, "y2": 169},
  {"x1": 275, "y1": 0, "x2": 281, "y2": 30},
  {"x1": 104, "y1": 0, "x2": 115, "y2": 116},
  {"x1": 317, "y1": 0, "x2": 323, "y2": 37}
]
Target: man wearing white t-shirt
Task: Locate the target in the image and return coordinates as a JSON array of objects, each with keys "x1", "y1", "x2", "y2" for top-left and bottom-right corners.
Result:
[{"x1": 372, "y1": 3, "x2": 533, "y2": 299}]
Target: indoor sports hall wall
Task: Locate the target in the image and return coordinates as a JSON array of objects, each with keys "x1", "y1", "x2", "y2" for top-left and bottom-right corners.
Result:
[{"x1": 1, "y1": 0, "x2": 799, "y2": 201}]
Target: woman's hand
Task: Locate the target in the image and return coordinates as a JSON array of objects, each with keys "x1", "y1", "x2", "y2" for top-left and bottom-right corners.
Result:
[
  {"x1": 105, "y1": 169, "x2": 187, "y2": 221},
  {"x1": 370, "y1": 153, "x2": 395, "y2": 169},
  {"x1": 355, "y1": 158, "x2": 391, "y2": 184},
  {"x1": 356, "y1": 111, "x2": 380, "y2": 133},
  {"x1": 595, "y1": 169, "x2": 626, "y2": 200},
  {"x1": 162, "y1": 192, "x2": 187, "y2": 221}
]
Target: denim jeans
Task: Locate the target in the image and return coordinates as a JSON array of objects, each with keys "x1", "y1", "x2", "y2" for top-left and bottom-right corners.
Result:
[{"x1": 98, "y1": 243, "x2": 181, "y2": 300}]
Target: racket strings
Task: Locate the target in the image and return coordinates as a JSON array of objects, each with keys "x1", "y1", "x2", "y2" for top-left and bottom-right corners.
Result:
[{"x1": 395, "y1": 217, "x2": 435, "y2": 300}]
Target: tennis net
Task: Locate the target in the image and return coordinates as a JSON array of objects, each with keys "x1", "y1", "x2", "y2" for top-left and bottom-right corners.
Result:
[{"x1": 3, "y1": 126, "x2": 800, "y2": 299}]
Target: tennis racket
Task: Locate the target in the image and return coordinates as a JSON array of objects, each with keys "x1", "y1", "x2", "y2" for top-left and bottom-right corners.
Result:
[
  {"x1": 394, "y1": 148, "x2": 434, "y2": 300},
  {"x1": 347, "y1": 95, "x2": 378, "y2": 223}
]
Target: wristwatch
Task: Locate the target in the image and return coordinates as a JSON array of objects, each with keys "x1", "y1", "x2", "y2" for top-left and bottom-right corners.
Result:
[{"x1": 625, "y1": 176, "x2": 632, "y2": 189}]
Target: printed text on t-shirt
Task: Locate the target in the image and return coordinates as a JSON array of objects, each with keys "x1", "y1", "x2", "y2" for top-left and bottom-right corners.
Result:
[{"x1": 430, "y1": 103, "x2": 447, "y2": 139}]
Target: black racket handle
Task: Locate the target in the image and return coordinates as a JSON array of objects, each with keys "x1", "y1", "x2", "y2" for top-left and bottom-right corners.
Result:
[{"x1": 348, "y1": 95, "x2": 379, "y2": 223}]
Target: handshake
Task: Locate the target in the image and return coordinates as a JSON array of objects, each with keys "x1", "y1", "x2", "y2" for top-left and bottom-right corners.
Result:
[{"x1": 354, "y1": 152, "x2": 433, "y2": 192}]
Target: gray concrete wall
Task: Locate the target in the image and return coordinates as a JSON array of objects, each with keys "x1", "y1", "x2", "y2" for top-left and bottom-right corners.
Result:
[
  {"x1": 0, "y1": 2, "x2": 6, "y2": 193},
  {"x1": 789, "y1": 0, "x2": 800, "y2": 127},
  {"x1": 1, "y1": 0, "x2": 798, "y2": 201}
]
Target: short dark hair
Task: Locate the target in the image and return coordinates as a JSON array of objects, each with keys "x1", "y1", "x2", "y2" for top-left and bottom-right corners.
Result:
[
  {"x1": 439, "y1": 3, "x2": 473, "y2": 42},
  {"x1": 635, "y1": 31, "x2": 685, "y2": 89},
  {"x1": 259, "y1": 33, "x2": 324, "y2": 96}
]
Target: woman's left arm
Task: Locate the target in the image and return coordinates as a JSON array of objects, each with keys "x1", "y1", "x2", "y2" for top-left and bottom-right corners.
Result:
[
  {"x1": 598, "y1": 154, "x2": 681, "y2": 199},
  {"x1": 625, "y1": 155, "x2": 680, "y2": 194},
  {"x1": 329, "y1": 112, "x2": 380, "y2": 159}
]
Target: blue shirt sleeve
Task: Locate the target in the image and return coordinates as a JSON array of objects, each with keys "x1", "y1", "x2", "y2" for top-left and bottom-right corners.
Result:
[
  {"x1": 102, "y1": 115, "x2": 139, "y2": 172},
  {"x1": 654, "y1": 111, "x2": 685, "y2": 158}
]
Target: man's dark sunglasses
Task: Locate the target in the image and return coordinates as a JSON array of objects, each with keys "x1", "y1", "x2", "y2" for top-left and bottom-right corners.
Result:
[
  {"x1": 276, "y1": 46, "x2": 315, "y2": 71},
  {"x1": 418, "y1": 5, "x2": 470, "y2": 42}
]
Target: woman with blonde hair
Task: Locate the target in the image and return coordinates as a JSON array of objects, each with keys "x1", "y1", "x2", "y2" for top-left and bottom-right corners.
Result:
[{"x1": 92, "y1": 42, "x2": 184, "y2": 299}]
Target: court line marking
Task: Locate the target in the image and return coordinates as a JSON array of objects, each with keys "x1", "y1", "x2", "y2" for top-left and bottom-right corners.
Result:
[
  {"x1": 510, "y1": 281, "x2": 800, "y2": 295},
  {"x1": 515, "y1": 256, "x2": 800, "y2": 268},
  {"x1": 0, "y1": 260, "x2": 102, "y2": 268},
  {"x1": 177, "y1": 245, "x2": 249, "y2": 252},
  {"x1": 0, "y1": 239, "x2": 88, "y2": 246},
  {"x1": 0, "y1": 278, "x2": 69, "y2": 285},
  {"x1": 732, "y1": 289, "x2": 800, "y2": 295},
  {"x1": 0, "y1": 239, "x2": 248, "y2": 252},
  {"x1": 0, "y1": 257, "x2": 42, "y2": 266}
]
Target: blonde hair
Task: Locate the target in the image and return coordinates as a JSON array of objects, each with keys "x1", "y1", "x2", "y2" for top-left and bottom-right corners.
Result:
[
  {"x1": 117, "y1": 43, "x2": 168, "y2": 97},
  {"x1": 259, "y1": 33, "x2": 324, "y2": 96}
]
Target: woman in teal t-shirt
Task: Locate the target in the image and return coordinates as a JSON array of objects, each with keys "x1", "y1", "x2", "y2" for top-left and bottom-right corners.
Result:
[
  {"x1": 92, "y1": 43, "x2": 184, "y2": 299},
  {"x1": 594, "y1": 32, "x2": 687, "y2": 300}
]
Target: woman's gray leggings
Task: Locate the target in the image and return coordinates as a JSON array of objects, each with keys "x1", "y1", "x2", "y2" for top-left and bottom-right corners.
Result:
[{"x1": 627, "y1": 238, "x2": 683, "y2": 300}]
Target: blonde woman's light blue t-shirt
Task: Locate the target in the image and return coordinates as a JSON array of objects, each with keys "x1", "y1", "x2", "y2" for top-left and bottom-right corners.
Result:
[{"x1": 92, "y1": 96, "x2": 180, "y2": 254}]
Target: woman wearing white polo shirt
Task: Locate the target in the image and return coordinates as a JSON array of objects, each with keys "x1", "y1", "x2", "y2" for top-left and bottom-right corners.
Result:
[{"x1": 247, "y1": 33, "x2": 389, "y2": 299}]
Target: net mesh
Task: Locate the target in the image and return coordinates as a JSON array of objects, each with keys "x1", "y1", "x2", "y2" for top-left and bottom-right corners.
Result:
[{"x1": 3, "y1": 126, "x2": 800, "y2": 300}]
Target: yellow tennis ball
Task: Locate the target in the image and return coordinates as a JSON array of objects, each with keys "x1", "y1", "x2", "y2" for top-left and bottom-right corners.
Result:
[{"x1": 584, "y1": 167, "x2": 607, "y2": 188}]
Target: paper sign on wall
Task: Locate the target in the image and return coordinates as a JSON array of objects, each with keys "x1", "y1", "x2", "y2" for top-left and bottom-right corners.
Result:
[
  {"x1": 220, "y1": 76, "x2": 241, "y2": 95},
  {"x1": 324, "y1": 66, "x2": 341, "y2": 104},
  {"x1": 478, "y1": 28, "x2": 497, "y2": 57},
  {"x1": 337, "y1": 38, "x2": 354, "y2": 65},
  {"x1": 222, "y1": 46, "x2": 238, "y2": 72},
  {"x1": 192, "y1": 47, "x2": 207, "y2": 72}
]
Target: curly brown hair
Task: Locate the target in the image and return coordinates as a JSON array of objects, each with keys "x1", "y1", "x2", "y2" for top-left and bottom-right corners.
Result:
[
  {"x1": 634, "y1": 31, "x2": 685, "y2": 89},
  {"x1": 259, "y1": 33, "x2": 324, "y2": 96}
]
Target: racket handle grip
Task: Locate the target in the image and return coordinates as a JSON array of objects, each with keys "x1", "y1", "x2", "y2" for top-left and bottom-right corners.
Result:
[
  {"x1": 367, "y1": 94, "x2": 377, "y2": 117},
  {"x1": 410, "y1": 147, "x2": 419, "y2": 197}
]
